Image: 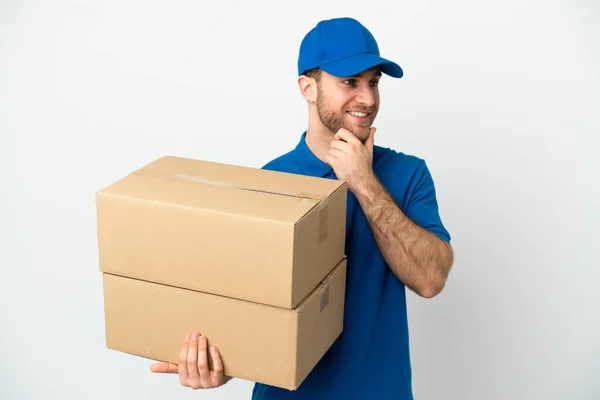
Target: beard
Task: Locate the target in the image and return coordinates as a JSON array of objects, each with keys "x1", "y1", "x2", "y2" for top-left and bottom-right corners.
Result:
[{"x1": 316, "y1": 86, "x2": 377, "y2": 142}]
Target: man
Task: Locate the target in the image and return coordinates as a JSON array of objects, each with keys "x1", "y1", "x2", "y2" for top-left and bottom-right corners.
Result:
[{"x1": 150, "y1": 17, "x2": 454, "y2": 399}]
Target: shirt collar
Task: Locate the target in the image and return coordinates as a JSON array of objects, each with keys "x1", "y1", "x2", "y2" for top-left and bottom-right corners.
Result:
[{"x1": 293, "y1": 131, "x2": 334, "y2": 178}]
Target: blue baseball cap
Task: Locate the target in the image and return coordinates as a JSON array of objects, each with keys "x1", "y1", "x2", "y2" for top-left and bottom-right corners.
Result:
[{"x1": 298, "y1": 17, "x2": 403, "y2": 79}]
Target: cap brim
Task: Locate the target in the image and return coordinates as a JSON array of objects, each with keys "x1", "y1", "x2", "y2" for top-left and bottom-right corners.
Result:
[{"x1": 320, "y1": 53, "x2": 403, "y2": 78}]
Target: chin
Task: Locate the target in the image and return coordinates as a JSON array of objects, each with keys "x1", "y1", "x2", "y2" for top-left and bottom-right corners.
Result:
[{"x1": 354, "y1": 128, "x2": 371, "y2": 142}]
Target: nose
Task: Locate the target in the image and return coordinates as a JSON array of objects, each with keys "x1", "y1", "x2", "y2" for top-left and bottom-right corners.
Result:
[{"x1": 355, "y1": 85, "x2": 376, "y2": 107}]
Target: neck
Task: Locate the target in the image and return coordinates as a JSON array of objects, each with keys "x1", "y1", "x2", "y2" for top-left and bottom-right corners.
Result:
[{"x1": 305, "y1": 113, "x2": 335, "y2": 164}]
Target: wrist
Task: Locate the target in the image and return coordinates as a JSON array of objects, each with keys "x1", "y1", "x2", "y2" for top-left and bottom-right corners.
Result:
[{"x1": 354, "y1": 172, "x2": 380, "y2": 203}]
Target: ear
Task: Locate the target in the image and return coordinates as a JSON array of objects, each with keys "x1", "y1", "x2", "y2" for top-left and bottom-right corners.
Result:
[{"x1": 298, "y1": 75, "x2": 318, "y2": 103}]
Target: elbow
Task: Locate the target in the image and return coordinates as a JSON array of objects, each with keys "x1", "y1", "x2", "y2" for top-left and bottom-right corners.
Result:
[
  {"x1": 417, "y1": 276, "x2": 446, "y2": 299},
  {"x1": 416, "y1": 265, "x2": 450, "y2": 299},
  {"x1": 419, "y1": 243, "x2": 453, "y2": 299}
]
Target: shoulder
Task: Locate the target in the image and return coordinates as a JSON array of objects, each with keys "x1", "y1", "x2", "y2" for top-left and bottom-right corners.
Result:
[
  {"x1": 372, "y1": 144, "x2": 441, "y2": 209},
  {"x1": 261, "y1": 150, "x2": 296, "y2": 172},
  {"x1": 374, "y1": 145, "x2": 426, "y2": 168},
  {"x1": 373, "y1": 145, "x2": 430, "y2": 187}
]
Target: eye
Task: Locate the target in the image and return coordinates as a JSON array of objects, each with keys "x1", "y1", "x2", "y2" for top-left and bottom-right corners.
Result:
[
  {"x1": 370, "y1": 80, "x2": 380, "y2": 87},
  {"x1": 343, "y1": 79, "x2": 356, "y2": 85}
]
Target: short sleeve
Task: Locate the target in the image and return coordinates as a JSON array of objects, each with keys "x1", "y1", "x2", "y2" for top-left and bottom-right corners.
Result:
[{"x1": 405, "y1": 161, "x2": 451, "y2": 243}]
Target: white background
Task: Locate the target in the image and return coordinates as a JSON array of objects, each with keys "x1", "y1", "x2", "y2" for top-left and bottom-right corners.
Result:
[{"x1": 1, "y1": 0, "x2": 599, "y2": 399}]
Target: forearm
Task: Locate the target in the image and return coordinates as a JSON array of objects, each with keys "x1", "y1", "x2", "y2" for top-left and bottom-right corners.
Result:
[{"x1": 354, "y1": 175, "x2": 454, "y2": 298}]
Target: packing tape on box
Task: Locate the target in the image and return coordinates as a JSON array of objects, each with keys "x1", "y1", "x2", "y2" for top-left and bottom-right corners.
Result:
[
  {"x1": 318, "y1": 198, "x2": 329, "y2": 244},
  {"x1": 171, "y1": 174, "x2": 231, "y2": 187},
  {"x1": 319, "y1": 282, "x2": 330, "y2": 312},
  {"x1": 173, "y1": 174, "x2": 324, "y2": 200},
  {"x1": 298, "y1": 192, "x2": 329, "y2": 244}
]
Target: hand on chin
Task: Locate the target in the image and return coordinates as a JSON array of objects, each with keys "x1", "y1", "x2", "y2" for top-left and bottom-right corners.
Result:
[{"x1": 325, "y1": 127, "x2": 376, "y2": 193}]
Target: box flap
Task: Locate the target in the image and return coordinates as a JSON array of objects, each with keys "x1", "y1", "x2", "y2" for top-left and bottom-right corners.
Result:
[{"x1": 97, "y1": 156, "x2": 345, "y2": 223}]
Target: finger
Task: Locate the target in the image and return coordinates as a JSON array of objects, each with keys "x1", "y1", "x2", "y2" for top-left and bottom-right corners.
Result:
[
  {"x1": 335, "y1": 128, "x2": 360, "y2": 144},
  {"x1": 150, "y1": 362, "x2": 178, "y2": 374},
  {"x1": 328, "y1": 148, "x2": 345, "y2": 159},
  {"x1": 210, "y1": 346, "x2": 225, "y2": 380},
  {"x1": 365, "y1": 127, "x2": 376, "y2": 153},
  {"x1": 197, "y1": 335, "x2": 211, "y2": 382},
  {"x1": 325, "y1": 154, "x2": 335, "y2": 167},
  {"x1": 330, "y1": 139, "x2": 352, "y2": 153},
  {"x1": 178, "y1": 334, "x2": 191, "y2": 385},
  {"x1": 187, "y1": 332, "x2": 201, "y2": 381}
]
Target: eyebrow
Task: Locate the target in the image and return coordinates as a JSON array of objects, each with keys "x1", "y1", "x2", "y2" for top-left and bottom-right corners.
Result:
[{"x1": 350, "y1": 71, "x2": 383, "y2": 79}]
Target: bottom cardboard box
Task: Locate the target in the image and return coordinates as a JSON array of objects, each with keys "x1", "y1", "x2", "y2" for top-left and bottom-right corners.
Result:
[{"x1": 102, "y1": 258, "x2": 347, "y2": 390}]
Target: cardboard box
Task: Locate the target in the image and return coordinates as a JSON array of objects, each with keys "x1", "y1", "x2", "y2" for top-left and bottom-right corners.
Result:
[
  {"x1": 103, "y1": 258, "x2": 347, "y2": 390},
  {"x1": 96, "y1": 155, "x2": 347, "y2": 309}
]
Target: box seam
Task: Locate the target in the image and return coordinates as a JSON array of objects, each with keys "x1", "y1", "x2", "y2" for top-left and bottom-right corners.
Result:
[{"x1": 102, "y1": 272, "x2": 299, "y2": 310}]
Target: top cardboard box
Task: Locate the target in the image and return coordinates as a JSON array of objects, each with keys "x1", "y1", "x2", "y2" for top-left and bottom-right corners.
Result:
[{"x1": 96, "y1": 155, "x2": 347, "y2": 309}]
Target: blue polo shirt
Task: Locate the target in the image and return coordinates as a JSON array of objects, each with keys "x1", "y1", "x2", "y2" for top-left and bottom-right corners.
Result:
[{"x1": 252, "y1": 132, "x2": 450, "y2": 400}]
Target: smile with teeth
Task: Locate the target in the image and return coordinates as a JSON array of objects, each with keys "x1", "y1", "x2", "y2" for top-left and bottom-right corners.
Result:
[{"x1": 348, "y1": 111, "x2": 369, "y2": 117}]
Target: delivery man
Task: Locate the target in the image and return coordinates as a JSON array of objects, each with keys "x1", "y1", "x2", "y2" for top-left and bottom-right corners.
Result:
[{"x1": 150, "y1": 17, "x2": 454, "y2": 400}]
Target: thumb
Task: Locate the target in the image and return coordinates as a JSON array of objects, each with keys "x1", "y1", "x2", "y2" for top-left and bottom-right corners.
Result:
[
  {"x1": 150, "y1": 362, "x2": 178, "y2": 374},
  {"x1": 365, "y1": 127, "x2": 376, "y2": 152}
]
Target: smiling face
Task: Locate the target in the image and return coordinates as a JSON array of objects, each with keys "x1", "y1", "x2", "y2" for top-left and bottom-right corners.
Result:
[{"x1": 313, "y1": 67, "x2": 381, "y2": 142}]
